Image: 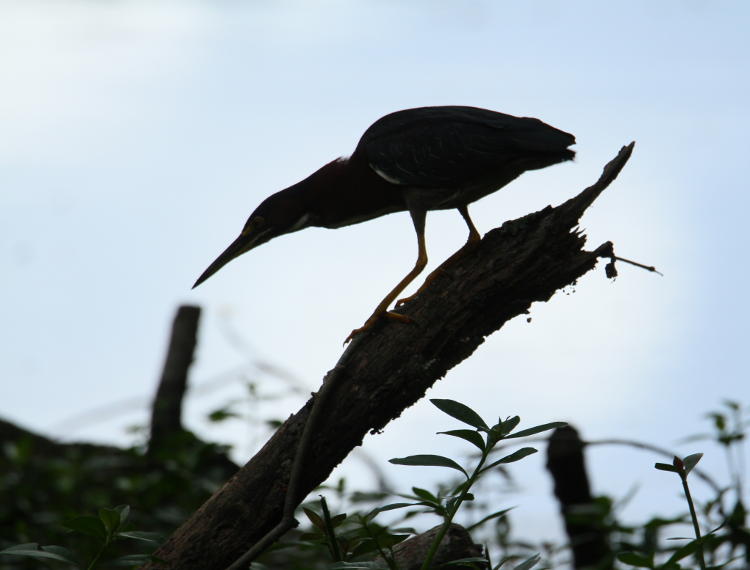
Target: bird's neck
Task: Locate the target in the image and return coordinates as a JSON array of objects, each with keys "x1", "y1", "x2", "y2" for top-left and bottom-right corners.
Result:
[{"x1": 295, "y1": 155, "x2": 405, "y2": 229}]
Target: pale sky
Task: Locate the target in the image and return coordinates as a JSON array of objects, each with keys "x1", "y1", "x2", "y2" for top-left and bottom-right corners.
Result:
[{"x1": 2, "y1": 0, "x2": 748, "y2": 548}]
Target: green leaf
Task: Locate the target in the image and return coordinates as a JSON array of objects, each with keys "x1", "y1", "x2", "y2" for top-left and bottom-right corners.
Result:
[
  {"x1": 664, "y1": 539, "x2": 699, "y2": 564},
  {"x1": 62, "y1": 515, "x2": 108, "y2": 541},
  {"x1": 99, "y1": 507, "x2": 121, "y2": 535},
  {"x1": 303, "y1": 507, "x2": 325, "y2": 531},
  {"x1": 708, "y1": 412, "x2": 726, "y2": 432},
  {"x1": 329, "y1": 562, "x2": 389, "y2": 569},
  {"x1": 207, "y1": 407, "x2": 240, "y2": 422},
  {"x1": 117, "y1": 531, "x2": 163, "y2": 544},
  {"x1": 438, "y1": 429, "x2": 486, "y2": 451},
  {"x1": 430, "y1": 399, "x2": 489, "y2": 430},
  {"x1": 0, "y1": 543, "x2": 78, "y2": 565},
  {"x1": 330, "y1": 513, "x2": 347, "y2": 528},
  {"x1": 505, "y1": 422, "x2": 568, "y2": 439},
  {"x1": 367, "y1": 503, "x2": 416, "y2": 519},
  {"x1": 411, "y1": 487, "x2": 440, "y2": 504},
  {"x1": 112, "y1": 554, "x2": 156, "y2": 566},
  {"x1": 483, "y1": 447, "x2": 537, "y2": 471},
  {"x1": 513, "y1": 553, "x2": 541, "y2": 570},
  {"x1": 495, "y1": 416, "x2": 521, "y2": 436},
  {"x1": 723, "y1": 399, "x2": 740, "y2": 411},
  {"x1": 616, "y1": 551, "x2": 653, "y2": 567},
  {"x1": 0, "y1": 543, "x2": 39, "y2": 552},
  {"x1": 389, "y1": 454, "x2": 467, "y2": 476},
  {"x1": 40, "y1": 545, "x2": 77, "y2": 562},
  {"x1": 466, "y1": 507, "x2": 513, "y2": 532},
  {"x1": 654, "y1": 462, "x2": 679, "y2": 473},
  {"x1": 442, "y1": 556, "x2": 490, "y2": 566},
  {"x1": 115, "y1": 504, "x2": 130, "y2": 525},
  {"x1": 682, "y1": 453, "x2": 703, "y2": 475}
]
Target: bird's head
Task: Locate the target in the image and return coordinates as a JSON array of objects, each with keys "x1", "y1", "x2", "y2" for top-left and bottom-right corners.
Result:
[{"x1": 192, "y1": 187, "x2": 313, "y2": 288}]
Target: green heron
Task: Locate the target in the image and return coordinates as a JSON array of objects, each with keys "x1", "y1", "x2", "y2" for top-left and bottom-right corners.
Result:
[{"x1": 194, "y1": 106, "x2": 575, "y2": 341}]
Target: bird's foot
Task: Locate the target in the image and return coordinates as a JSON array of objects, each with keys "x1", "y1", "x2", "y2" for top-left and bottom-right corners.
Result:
[
  {"x1": 344, "y1": 311, "x2": 414, "y2": 345},
  {"x1": 395, "y1": 238, "x2": 481, "y2": 308},
  {"x1": 394, "y1": 268, "x2": 449, "y2": 307}
]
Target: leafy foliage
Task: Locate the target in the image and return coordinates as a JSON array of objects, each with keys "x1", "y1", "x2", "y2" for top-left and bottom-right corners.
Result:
[
  {"x1": 0, "y1": 505, "x2": 160, "y2": 568},
  {"x1": 1, "y1": 399, "x2": 748, "y2": 569},
  {"x1": 0, "y1": 427, "x2": 234, "y2": 569}
]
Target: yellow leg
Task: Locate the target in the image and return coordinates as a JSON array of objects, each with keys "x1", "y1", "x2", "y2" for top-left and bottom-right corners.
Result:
[
  {"x1": 395, "y1": 205, "x2": 480, "y2": 308},
  {"x1": 345, "y1": 210, "x2": 428, "y2": 344}
]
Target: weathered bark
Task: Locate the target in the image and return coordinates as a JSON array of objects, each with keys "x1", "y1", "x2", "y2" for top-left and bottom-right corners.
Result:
[
  {"x1": 385, "y1": 523, "x2": 486, "y2": 569},
  {"x1": 148, "y1": 305, "x2": 201, "y2": 455},
  {"x1": 547, "y1": 425, "x2": 612, "y2": 569},
  {"x1": 144, "y1": 143, "x2": 635, "y2": 569}
]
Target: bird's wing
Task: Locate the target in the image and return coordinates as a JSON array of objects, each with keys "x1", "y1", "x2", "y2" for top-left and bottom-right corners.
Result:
[{"x1": 360, "y1": 106, "x2": 575, "y2": 188}]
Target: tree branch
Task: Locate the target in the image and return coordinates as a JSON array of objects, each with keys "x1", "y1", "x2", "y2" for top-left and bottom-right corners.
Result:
[
  {"x1": 144, "y1": 142, "x2": 636, "y2": 569},
  {"x1": 148, "y1": 305, "x2": 201, "y2": 455}
]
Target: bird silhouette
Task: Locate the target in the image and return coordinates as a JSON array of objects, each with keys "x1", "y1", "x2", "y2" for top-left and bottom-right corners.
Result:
[{"x1": 194, "y1": 106, "x2": 575, "y2": 342}]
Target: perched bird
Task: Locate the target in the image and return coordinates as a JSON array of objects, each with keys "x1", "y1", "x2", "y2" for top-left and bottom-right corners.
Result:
[{"x1": 193, "y1": 106, "x2": 575, "y2": 341}]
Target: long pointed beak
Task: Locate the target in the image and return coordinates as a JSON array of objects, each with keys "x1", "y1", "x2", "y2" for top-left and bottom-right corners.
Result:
[{"x1": 192, "y1": 233, "x2": 255, "y2": 288}]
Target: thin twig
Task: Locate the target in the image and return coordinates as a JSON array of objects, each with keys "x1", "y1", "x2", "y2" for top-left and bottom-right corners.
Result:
[
  {"x1": 612, "y1": 255, "x2": 663, "y2": 276},
  {"x1": 680, "y1": 469, "x2": 707, "y2": 570}
]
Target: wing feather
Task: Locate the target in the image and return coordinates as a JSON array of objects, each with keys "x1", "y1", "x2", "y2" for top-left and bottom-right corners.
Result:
[{"x1": 360, "y1": 106, "x2": 575, "y2": 188}]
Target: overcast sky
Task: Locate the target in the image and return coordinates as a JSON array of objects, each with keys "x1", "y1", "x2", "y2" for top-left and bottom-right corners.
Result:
[{"x1": 2, "y1": 0, "x2": 748, "y2": 547}]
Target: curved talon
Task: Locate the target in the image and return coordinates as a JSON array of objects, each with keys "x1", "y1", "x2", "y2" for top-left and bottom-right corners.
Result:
[
  {"x1": 345, "y1": 314, "x2": 378, "y2": 344},
  {"x1": 344, "y1": 327, "x2": 365, "y2": 345},
  {"x1": 344, "y1": 311, "x2": 415, "y2": 345}
]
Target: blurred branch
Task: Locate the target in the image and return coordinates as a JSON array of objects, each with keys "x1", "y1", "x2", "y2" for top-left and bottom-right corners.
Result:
[
  {"x1": 144, "y1": 143, "x2": 637, "y2": 569},
  {"x1": 547, "y1": 425, "x2": 612, "y2": 569},
  {"x1": 148, "y1": 305, "x2": 201, "y2": 454}
]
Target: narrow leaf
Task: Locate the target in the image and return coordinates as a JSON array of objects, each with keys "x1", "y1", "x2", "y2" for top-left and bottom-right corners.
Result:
[
  {"x1": 411, "y1": 487, "x2": 440, "y2": 504},
  {"x1": 616, "y1": 552, "x2": 653, "y2": 567},
  {"x1": 0, "y1": 543, "x2": 38, "y2": 552},
  {"x1": 682, "y1": 453, "x2": 703, "y2": 475},
  {"x1": 367, "y1": 503, "x2": 416, "y2": 519},
  {"x1": 496, "y1": 416, "x2": 521, "y2": 435},
  {"x1": 665, "y1": 539, "x2": 699, "y2": 564},
  {"x1": 513, "y1": 553, "x2": 541, "y2": 570},
  {"x1": 505, "y1": 422, "x2": 568, "y2": 439},
  {"x1": 0, "y1": 544, "x2": 78, "y2": 565},
  {"x1": 430, "y1": 399, "x2": 488, "y2": 430},
  {"x1": 483, "y1": 447, "x2": 537, "y2": 471},
  {"x1": 442, "y1": 556, "x2": 490, "y2": 566},
  {"x1": 466, "y1": 507, "x2": 513, "y2": 532},
  {"x1": 438, "y1": 429, "x2": 486, "y2": 451},
  {"x1": 329, "y1": 562, "x2": 389, "y2": 569},
  {"x1": 117, "y1": 531, "x2": 163, "y2": 544},
  {"x1": 330, "y1": 513, "x2": 347, "y2": 528},
  {"x1": 112, "y1": 553, "x2": 156, "y2": 565},
  {"x1": 389, "y1": 454, "x2": 467, "y2": 476},
  {"x1": 302, "y1": 507, "x2": 325, "y2": 531},
  {"x1": 40, "y1": 545, "x2": 77, "y2": 562}
]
